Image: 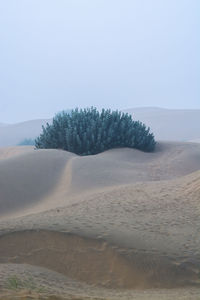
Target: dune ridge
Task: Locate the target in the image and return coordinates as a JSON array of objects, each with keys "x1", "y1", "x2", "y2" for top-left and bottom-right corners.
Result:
[
  {"x1": 0, "y1": 141, "x2": 200, "y2": 298},
  {"x1": 124, "y1": 107, "x2": 200, "y2": 141},
  {"x1": 1, "y1": 141, "x2": 200, "y2": 219}
]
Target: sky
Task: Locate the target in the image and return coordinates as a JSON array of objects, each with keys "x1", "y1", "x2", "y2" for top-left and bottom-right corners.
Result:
[{"x1": 0, "y1": 0, "x2": 199, "y2": 123}]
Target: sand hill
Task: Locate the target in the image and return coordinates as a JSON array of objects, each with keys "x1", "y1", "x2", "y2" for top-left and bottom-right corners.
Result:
[
  {"x1": 0, "y1": 119, "x2": 51, "y2": 147},
  {"x1": 123, "y1": 107, "x2": 200, "y2": 142},
  {"x1": 0, "y1": 142, "x2": 200, "y2": 299}
]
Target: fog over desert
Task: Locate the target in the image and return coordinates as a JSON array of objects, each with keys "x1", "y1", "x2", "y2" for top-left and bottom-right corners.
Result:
[{"x1": 0, "y1": 0, "x2": 199, "y2": 298}]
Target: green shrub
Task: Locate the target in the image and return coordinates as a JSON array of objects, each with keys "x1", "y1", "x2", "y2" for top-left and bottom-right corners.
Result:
[
  {"x1": 18, "y1": 138, "x2": 35, "y2": 146},
  {"x1": 35, "y1": 107, "x2": 156, "y2": 155}
]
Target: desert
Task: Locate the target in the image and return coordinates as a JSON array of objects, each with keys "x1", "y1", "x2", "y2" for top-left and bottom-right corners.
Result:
[
  {"x1": 0, "y1": 140, "x2": 200, "y2": 299},
  {"x1": 1, "y1": 0, "x2": 199, "y2": 298}
]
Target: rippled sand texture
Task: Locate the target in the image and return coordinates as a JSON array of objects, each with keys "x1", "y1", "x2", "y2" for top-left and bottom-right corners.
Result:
[{"x1": 0, "y1": 142, "x2": 200, "y2": 299}]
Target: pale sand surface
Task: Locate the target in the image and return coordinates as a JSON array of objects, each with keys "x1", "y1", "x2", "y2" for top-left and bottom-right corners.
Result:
[
  {"x1": 0, "y1": 142, "x2": 200, "y2": 298},
  {"x1": 0, "y1": 265, "x2": 200, "y2": 300},
  {"x1": 1, "y1": 141, "x2": 200, "y2": 218},
  {"x1": 0, "y1": 146, "x2": 34, "y2": 160},
  {"x1": 124, "y1": 107, "x2": 200, "y2": 142}
]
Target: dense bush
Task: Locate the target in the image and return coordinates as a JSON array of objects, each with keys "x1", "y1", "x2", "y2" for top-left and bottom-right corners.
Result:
[{"x1": 35, "y1": 107, "x2": 156, "y2": 155}]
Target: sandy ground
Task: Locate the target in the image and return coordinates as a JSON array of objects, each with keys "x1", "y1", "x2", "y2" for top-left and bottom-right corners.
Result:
[
  {"x1": 0, "y1": 265, "x2": 200, "y2": 300},
  {"x1": 0, "y1": 142, "x2": 200, "y2": 299},
  {"x1": 0, "y1": 146, "x2": 34, "y2": 160}
]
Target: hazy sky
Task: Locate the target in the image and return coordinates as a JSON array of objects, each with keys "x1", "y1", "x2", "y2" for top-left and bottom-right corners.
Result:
[{"x1": 0, "y1": 0, "x2": 199, "y2": 123}]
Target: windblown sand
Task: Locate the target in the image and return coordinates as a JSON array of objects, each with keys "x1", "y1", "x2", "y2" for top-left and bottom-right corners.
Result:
[{"x1": 0, "y1": 142, "x2": 200, "y2": 299}]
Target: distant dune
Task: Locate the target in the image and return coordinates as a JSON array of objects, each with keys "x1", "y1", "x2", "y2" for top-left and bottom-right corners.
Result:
[
  {"x1": 0, "y1": 141, "x2": 200, "y2": 299},
  {"x1": 0, "y1": 119, "x2": 51, "y2": 147},
  {"x1": 123, "y1": 107, "x2": 200, "y2": 142},
  {"x1": 190, "y1": 138, "x2": 200, "y2": 143}
]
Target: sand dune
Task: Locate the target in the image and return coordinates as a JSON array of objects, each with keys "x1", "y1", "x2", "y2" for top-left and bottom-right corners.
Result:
[
  {"x1": 0, "y1": 149, "x2": 74, "y2": 217},
  {"x1": 0, "y1": 142, "x2": 200, "y2": 298},
  {"x1": 1, "y1": 142, "x2": 200, "y2": 219},
  {"x1": 123, "y1": 107, "x2": 200, "y2": 142},
  {"x1": 0, "y1": 119, "x2": 50, "y2": 147},
  {"x1": 0, "y1": 146, "x2": 34, "y2": 160},
  {"x1": 68, "y1": 142, "x2": 200, "y2": 194},
  {"x1": 190, "y1": 138, "x2": 200, "y2": 143}
]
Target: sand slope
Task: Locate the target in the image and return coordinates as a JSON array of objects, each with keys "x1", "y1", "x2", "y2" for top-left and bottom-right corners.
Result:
[
  {"x1": 1, "y1": 142, "x2": 200, "y2": 219},
  {"x1": 0, "y1": 142, "x2": 200, "y2": 298},
  {"x1": 0, "y1": 149, "x2": 74, "y2": 217},
  {"x1": 0, "y1": 263, "x2": 199, "y2": 299},
  {"x1": 0, "y1": 146, "x2": 34, "y2": 160},
  {"x1": 123, "y1": 107, "x2": 200, "y2": 141},
  {"x1": 0, "y1": 119, "x2": 51, "y2": 147}
]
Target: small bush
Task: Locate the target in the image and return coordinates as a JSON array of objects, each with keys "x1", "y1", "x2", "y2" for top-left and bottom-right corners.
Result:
[
  {"x1": 6, "y1": 275, "x2": 45, "y2": 292},
  {"x1": 35, "y1": 107, "x2": 156, "y2": 155},
  {"x1": 18, "y1": 138, "x2": 35, "y2": 146}
]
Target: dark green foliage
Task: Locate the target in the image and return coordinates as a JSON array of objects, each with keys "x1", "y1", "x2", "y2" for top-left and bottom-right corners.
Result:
[
  {"x1": 18, "y1": 138, "x2": 35, "y2": 146},
  {"x1": 35, "y1": 108, "x2": 156, "y2": 155}
]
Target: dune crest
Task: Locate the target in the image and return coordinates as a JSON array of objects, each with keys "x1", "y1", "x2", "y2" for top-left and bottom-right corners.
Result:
[
  {"x1": 1, "y1": 142, "x2": 200, "y2": 219},
  {"x1": 0, "y1": 141, "x2": 200, "y2": 297}
]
